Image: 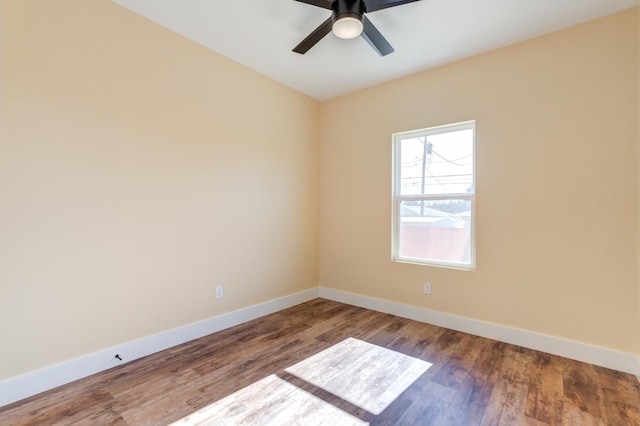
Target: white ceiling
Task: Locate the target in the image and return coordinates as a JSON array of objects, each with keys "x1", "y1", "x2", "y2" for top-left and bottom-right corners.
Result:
[{"x1": 113, "y1": 0, "x2": 640, "y2": 101}]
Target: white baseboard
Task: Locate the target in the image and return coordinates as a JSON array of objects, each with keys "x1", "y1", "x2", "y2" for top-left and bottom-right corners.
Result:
[
  {"x1": 319, "y1": 287, "x2": 640, "y2": 377},
  {"x1": 0, "y1": 288, "x2": 319, "y2": 408},
  {"x1": 3, "y1": 286, "x2": 638, "y2": 408}
]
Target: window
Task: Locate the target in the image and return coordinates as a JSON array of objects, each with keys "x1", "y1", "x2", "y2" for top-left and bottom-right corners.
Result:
[{"x1": 392, "y1": 121, "x2": 475, "y2": 269}]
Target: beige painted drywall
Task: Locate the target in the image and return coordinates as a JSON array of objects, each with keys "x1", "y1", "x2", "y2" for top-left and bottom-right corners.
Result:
[
  {"x1": 0, "y1": 0, "x2": 320, "y2": 380},
  {"x1": 1, "y1": 0, "x2": 639, "y2": 385},
  {"x1": 320, "y1": 9, "x2": 640, "y2": 353},
  {"x1": 637, "y1": 6, "x2": 640, "y2": 358}
]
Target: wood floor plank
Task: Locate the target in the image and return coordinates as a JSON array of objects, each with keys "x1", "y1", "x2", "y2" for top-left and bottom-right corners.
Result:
[
  {"x1": 521, "y1": 416, "x2": 551, "y2": 426},
  {"x1": 525, "y1": 352, "x2": 564, "y2": 425},
  {"x1": 438, "y1": 374, "x2": 494, "y2": 426},
  {"x1": 392, "y1": 380, "x2": 457, "y2": 425},
  {"x1": 480, "y1": 350, "x2": 533, "y2": 426},
  {"x1": 471, "y1": 341, "x2": 506, "y2": 382},
  {"x1": 594, "y1": 364, "x2": 640, "y2": 425},
  {"x1": 563, "y1": 359, "x2": 606, "y2": 420},
  {"x1": 1, "y1": 298, "x2": 639, "y2": 425},
  {"x1": 562, "y1": 404, "x2": 605, "y2": 426}
]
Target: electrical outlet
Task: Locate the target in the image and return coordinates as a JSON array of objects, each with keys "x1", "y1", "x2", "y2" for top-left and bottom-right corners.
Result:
[
  {"x1": 216, "y1": 286, "x2": 224, "y2": 299},
  {"x1": 423, "y1": 282, "x2": 431, "y2": 295}
]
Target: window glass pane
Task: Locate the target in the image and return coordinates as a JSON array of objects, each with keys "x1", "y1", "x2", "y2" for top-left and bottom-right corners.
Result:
[
  {"x1": 398, "y1": 199, "x2": 472, "y2": 264},
  {"x1": 399, "y1": 129, "x2": 473, "y2": 196}
]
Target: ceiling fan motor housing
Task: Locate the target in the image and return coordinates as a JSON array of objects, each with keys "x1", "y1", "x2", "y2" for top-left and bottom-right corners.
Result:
[
  {"x1": 293, "y1": 0, "x2": 413, "y2": 56},
  {"x1": 332, "y1": 0, "x2": 365, "y2": 24}
]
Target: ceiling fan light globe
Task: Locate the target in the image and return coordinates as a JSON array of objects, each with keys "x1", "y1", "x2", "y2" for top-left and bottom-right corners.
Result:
[{"x1": 332, "y1": 17, "x2": 363, "y2": 39}]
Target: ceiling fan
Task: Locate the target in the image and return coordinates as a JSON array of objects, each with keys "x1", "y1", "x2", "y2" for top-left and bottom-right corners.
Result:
[{"x1": 293, "y1": 0, "x2": 422, "y2": 56}]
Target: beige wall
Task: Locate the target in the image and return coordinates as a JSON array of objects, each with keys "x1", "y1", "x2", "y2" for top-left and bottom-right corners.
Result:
[
  {"x1": 637, "y1": 6, "x2": 640, "y2": 357},
  {"x1": 0, "y1": 0, "x2": 320, "y2": 380},
  {"x1": 1, "y1": 0, "x2": 639, "y2": 383},
  {"x1": 320, "y1": 9, "x2": 639, "y2": 353}
]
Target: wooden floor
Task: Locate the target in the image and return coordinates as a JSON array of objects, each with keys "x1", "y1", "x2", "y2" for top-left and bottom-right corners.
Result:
[{"x1": 2, "y1": 299, "x2": 640, "y2": 425}]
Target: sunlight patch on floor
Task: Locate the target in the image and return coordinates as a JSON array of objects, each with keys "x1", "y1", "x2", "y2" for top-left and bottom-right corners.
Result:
[
  {"x1": 285, "y1": 337, "x2": 432, "y2": 415},
  {"x1": 170, "y1": 374, "x2": 367, "y2": 426},
  {"x1": 171, "y1": 337, "x2": 430, "y2": 424}
]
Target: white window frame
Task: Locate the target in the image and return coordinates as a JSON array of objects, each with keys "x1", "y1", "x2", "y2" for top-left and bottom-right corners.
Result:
[{"x1": 392, "y1": 120, "x2": 476, "y2": 270}]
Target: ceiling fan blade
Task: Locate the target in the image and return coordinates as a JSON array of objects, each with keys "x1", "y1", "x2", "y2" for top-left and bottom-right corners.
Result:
[
  {"x1": 365, "y1": 0, "x2": 421, "y2": 13},
  {"x1": 294, "y1": 0, "x2": 334, "y2": 10},
  {"x1": 361, "y1": 16, "x2": 394, "y2": 56},
  {"x1": 293, "y1": 17, "x2": 333, "y2": 54}
]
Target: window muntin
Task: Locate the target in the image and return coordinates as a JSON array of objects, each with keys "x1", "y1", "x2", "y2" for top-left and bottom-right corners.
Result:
[{"x1": 392, "y1": 121, "x2": 475, "y2": 269}]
